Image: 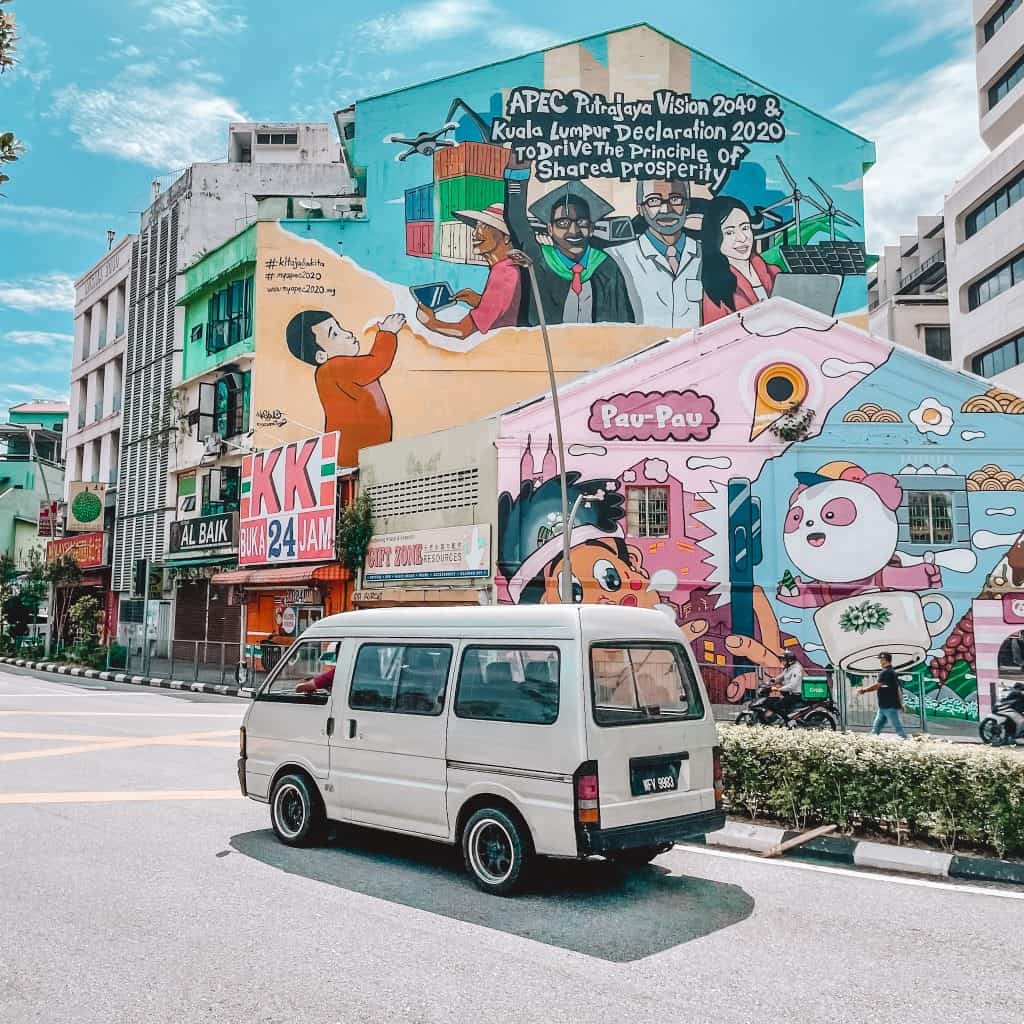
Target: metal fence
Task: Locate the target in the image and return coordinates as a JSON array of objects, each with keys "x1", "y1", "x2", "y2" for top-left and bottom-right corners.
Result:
[{"x1": 118, "y1": 640, "x2": 270, "y2": 690}]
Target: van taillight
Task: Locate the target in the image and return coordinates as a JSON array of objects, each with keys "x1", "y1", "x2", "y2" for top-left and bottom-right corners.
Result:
[
  {"x1": 713, "y1": 745, "x2": 723, "y2": 809},
  {"x1": 574, "y1": 761, "x2": 600, "y2": 828},
  {"x1": 239, "y1": 727, "x2": 247, "y2": 759}
]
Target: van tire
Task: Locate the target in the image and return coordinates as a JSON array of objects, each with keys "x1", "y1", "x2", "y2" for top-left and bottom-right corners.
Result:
[
  {"x1": 609, "y1": 844, "x2": 673, "y2": 867},
  {"x1": 270, "y1": 772, "x2": 324, "y2": 847},
  {"x1": 462, "y1": 806, "x2": 532, "y2": 896}
]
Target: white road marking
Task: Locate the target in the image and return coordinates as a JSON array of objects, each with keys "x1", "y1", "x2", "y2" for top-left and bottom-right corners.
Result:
[
  {"x1": 675, "y1": 844, "x2": 1024, "y2": 901},
  {"x1": 0, "y1": 711, "x2": 242, "y2": 717}
]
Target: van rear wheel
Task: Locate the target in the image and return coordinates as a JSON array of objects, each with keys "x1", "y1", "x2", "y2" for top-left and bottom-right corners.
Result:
[
  {"x1": 462, "y1": 806, "x2": 532, "y2": 896},
  {"x1": 610, "y1": 844, "x2": 672, "y2": 868},
  {"x1": 270, "y1": 773, "x2": 324, "y2": 847}
]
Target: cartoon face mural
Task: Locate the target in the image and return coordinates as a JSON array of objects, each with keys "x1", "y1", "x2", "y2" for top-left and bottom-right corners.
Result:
[
  {"x1": 249, "y1": 26, "x2": 874, "y2": 455},
  {"x1": 495, "y1": 304, "x2": 1024, "y2": 722}
]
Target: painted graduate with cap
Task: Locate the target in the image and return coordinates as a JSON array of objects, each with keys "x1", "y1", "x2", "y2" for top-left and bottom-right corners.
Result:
[{"x1": 504, "y1": 155, "x2": 635, "y2": 326}]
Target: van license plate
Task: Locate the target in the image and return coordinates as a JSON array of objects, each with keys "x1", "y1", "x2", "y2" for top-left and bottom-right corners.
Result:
[{"x1": 630, "y1": 760, "x2": 680, "y2": 797}]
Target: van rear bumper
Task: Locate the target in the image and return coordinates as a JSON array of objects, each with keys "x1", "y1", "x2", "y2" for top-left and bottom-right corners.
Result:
[{"x1": 580, "y1": 809, "x2": 725, "y2": 855}]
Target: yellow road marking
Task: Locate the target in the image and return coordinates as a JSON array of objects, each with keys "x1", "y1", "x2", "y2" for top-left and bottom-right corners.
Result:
[
  {"x1": 0, "y1": 731, "x2": 127, "y2": 742},
  {"x1": 0, "y1": 729, "x2": 238, "y2": 762},
  {"x1": 0, "y1": 790, "x2": 242, "y2": 805}
]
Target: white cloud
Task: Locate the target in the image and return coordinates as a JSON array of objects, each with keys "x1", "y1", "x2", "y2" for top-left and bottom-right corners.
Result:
[
  {"x1": 142, "y1": 0, "x2": 247, "y2": 36},
  {"x1": 834, "y1": 50, "x2": 985, "y2": 250},
  {"x1": 0, "y1": 273, "x2": 76, "y2": 312},
  {"x1": 3, "y1": 331, "x2": 74, "y2": 347},
  {"x1": 0, "y1": 204, "x2": 125, "y2": 242},
  {"x1": 358, "y1": 0, "x2": 556, "y2": 55},
  {"x1": 878, "y1": 0, "x2": 968, "y2": 55},
  {"x1": 53, "y1": 79, "x2": 246, "y2": 169}
]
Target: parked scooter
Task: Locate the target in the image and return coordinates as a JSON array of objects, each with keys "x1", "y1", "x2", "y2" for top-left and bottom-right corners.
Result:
[
  {"x1": 735, "y1": 685, "x2": 839, "y2": 730},
  {"x1": 979, "y1": 680, "x2": 1024, "y2": 745}
]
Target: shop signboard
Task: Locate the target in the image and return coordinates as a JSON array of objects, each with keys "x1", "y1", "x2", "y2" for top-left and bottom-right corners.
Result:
[
  {"x1": 238, "y1": 432, "x2": 339, "y2": 567},
  {"x1": 169, "y1": 512, "x2": 238, "y2": 553},
  {"x1": 45, "y1": 531, "x2": 107, "y2": 569},
  {"x1": 37, "y1": 500, "x2": 59, "y2": 538},
  {"x1": 364, "y1": 525, "x2": 490, "y2": 582},
  {"x1": 66, "y1": 481, "x2": 107, "y2": 532}
]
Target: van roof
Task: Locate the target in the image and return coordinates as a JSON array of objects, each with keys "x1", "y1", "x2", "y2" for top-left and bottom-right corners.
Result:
[{"x1": 306, "y1": 604, "x2": 680, "y2": 637}]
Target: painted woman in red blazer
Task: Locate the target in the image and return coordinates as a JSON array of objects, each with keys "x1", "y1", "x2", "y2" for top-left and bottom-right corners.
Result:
[{"x1": 700, "y1": 196, "x2": 781, "y2": 325}]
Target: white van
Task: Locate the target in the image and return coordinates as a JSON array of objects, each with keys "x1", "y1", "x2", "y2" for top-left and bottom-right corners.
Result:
[{"x1": 238, "y1": 605, "x2": 724, "y2": 895}]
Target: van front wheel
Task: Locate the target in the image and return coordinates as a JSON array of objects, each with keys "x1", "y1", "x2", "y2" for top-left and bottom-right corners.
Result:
[
  {"x1": 270, "y1": 773, "x2": 324, "y2": 847},
  {"x1": 462, "y1": 807, "x2": 532, "y2": 896}
]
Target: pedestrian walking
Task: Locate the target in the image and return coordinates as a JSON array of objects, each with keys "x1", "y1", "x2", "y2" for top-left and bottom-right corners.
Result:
[{"x1": 859, "y1": 652, "x2": 908, "y2": 739}]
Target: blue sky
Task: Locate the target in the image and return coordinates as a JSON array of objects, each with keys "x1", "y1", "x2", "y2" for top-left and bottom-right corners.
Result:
[{"x1": 0, "y1": 0, "x2": 985, "y2": 409}]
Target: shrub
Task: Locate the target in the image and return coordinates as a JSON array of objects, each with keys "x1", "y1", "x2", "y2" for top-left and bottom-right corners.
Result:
[
  {"x1": 107, "y1": 643, "x2": 127, "y2": 669},
  {"x1": 721, "y1": 725, "x2": 1024, "y2": 857}
]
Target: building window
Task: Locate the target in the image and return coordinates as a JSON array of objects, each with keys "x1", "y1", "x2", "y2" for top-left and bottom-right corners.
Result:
[
  {"x1": 924, "y1": 326, "x2": 951, "y2": 361},
  {"x1": 968, "y1": 252, "x2": 1024, "y2": 309},
  {"x1": 972, "y1": 332, "x2": 1024, "y2": 376},
  {"x1": 965, "y1": 168, "x2": 1024, "y2": 237},
  {"x1": 988, "y1": 52, "x2": 1024, "y2": 110},
  {"x1": 214, "y1": 371, "x2": 249, "y2": 438},
  {"x1": 908, "y1": 491, "x2": 955, "y2": 545},
  {"x1": 627, "y1": 487, "x2": 669, "y2": 537},
  {"x1": 256, "y1": 132, "x2": 298, "y2": 145},
  {"x1": 201, "y1": 465, "x2": 240, "y2": 517},
  {"x1": 206, "y1": 276, "x2": 253, "y2": 353},
  {"x1": 985, "y1": 0, "x2": 1022, "y2": 42}
]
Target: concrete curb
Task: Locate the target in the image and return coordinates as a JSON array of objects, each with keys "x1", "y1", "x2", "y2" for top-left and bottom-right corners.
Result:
[
  {"x1": 0, "y1": 655, "x2": 246, "y2": 700},
  {"x1": 696, "y1": 819, "x2": 1024, "y2": 886}
]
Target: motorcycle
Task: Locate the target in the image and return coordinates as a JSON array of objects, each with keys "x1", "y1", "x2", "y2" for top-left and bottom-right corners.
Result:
[
  {"x1": 735, "y1": 685, "x2": 839, "y2": 731},
  {"x1": 979, "y1": 680, "x2": 1024, "y2": 745}
]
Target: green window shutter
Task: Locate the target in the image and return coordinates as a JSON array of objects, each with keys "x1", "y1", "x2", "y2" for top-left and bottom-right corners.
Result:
[{"x1": 241, "y1": 370, "x2": 251, "y2": 433}]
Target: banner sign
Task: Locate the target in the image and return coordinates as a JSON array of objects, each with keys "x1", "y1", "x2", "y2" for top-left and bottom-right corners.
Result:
[
  {"x1": 38, "y1": 500, "x2": 59, "y2": 538},
  {"x1": 46, "y1": 531, "x2": 107, "y2": 568},
  {"x1": 364, "y1": 525, "x2": 490, "y2": 582},
  {"x1": 239, "y1": 432, "x2": 339, "y2": 566},
  {"x1": 66, "y1": 481, "x2": 107, "y2": 532},
  {"x1": 170, "y1": 512, "x2": 238, "y2": 553}
]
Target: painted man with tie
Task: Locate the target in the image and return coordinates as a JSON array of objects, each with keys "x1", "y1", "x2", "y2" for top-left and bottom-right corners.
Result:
[
  {"x1": 611, "y1": 179, "x2": 704, "y2": 329},
  {"x1": 504, "y1": 160, "x2": 635, "y2": 326}
]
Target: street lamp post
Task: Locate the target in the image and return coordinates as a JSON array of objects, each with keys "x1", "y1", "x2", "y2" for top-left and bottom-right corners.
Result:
[{"x1": 520, "y1": 257, "x2": 573, "y2": 604}]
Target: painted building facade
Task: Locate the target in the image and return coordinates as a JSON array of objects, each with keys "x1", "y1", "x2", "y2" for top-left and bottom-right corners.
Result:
[
  {"x1": 362, "y1": 298, "x2": 1024, "y2": 723},
  {"x1": 236, "y1": 24, "x2": 874, "y2": 463}
]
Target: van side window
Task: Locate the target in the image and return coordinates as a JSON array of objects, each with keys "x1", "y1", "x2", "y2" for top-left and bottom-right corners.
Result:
[
  {"x1": 454, "y1": 647, "x2": 560, "y2": 725},
  {"x1": 348, "y1": 644, "x2": 452, "y2": 716},
  {"x1": 590, "y1": 643, "x2": 704, "y2": 725},
  {"x1": 260, "y1": 641, "x2": 340, "y2": 705}
]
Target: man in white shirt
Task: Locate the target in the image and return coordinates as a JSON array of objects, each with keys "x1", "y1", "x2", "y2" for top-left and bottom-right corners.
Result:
[
  {"x1": 610, "y1": 179, "x2": 704, "y2": 329},
  {"x1": 763, "y1": 653, "x2": 804, "y2": 722}
]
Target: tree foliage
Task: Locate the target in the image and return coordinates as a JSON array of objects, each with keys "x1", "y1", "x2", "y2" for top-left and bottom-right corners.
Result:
[
  {"x1": 69, "y1": 595, "x2": 104, "y2": 648},
  {"x1": 337, "y1": 491, "x2": 374, "y2": 570},
  {"x1": 0, "y1": 0, "x2": 22, "y2": 191},
  {"x1": 47, "y1": 555, "x2": 83, "y2": 651}
]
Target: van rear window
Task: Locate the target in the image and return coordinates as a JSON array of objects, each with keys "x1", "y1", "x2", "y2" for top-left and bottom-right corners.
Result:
[
  {"x1": 454, "y1": 647, "x2": 560, "y2": 725},
  {"x1": 590, "y1": 643, "x2": 704, "y2": 725}
]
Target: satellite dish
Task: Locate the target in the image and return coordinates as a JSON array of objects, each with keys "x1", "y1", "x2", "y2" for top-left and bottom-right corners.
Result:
[
  {"x1": 202, "y1": 433, "x2": 224, "y2": 456},
  {"x1": 298, "y1": 200, "x2": 321, "y2": 212}
]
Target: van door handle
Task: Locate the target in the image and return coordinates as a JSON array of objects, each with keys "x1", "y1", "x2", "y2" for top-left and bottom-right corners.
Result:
[
  {"x1": 325, "y1": 717, "x2": 335, "y2": 737},
  {"x1": 347, "y1": 718, "x2": 357, "y2": 739}
]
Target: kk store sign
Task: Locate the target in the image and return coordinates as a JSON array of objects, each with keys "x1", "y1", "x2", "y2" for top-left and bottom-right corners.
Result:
[{"x1": 239, "y1": 432, "x2": 339, "y2": 566}]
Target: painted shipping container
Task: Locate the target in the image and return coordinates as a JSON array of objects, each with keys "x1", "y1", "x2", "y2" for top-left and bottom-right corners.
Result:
[
  {"x1": 437, "y1": 174, "x2": 506, "y2": 223},
  {"x1": 438, "y1": 220, "x2": 488, "y2": 266},
  {"x1": 404, "y1": 183, "x2": 435, "y2": 223},
  {"x1": 434, "y1": 141, "x2": 509, "y2": 181},
  {"x1": 405, "y1": 221, "x2": 434, "y2": 258}
]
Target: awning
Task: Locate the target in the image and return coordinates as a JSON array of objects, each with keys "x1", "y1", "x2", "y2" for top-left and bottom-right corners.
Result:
[
  {"x1": 211, "y1": 564, "x2": 352, "y2": 587},
  {"x1": 162, "y1": 554, "x2": 237, "y2": 568}
]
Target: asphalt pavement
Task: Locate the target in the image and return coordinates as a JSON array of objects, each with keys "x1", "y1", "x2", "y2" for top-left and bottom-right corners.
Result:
[{"x1": 0, "y1": 663, "x2": 1019, "y2": 1024}]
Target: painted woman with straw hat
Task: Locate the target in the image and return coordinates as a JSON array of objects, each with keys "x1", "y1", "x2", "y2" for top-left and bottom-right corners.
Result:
[{"x1": 415, "y1": 203, "x2": 523, "y2": 340}]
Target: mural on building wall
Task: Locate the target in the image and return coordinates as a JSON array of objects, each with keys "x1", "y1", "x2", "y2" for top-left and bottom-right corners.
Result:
[
  {"x1": 252, "y1": 25, "x2": 874, "y2": 451},
  {"x1": 495, "y1": 303, "x2": 1024, "y2": 721}
]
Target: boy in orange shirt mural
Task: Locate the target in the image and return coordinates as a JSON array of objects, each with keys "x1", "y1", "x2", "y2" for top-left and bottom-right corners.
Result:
[{"x1": 285, "y1": 310, "x2": 405, "y2": 467}]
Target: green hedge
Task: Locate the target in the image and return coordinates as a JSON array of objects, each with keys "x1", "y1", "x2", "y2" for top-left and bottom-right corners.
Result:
[{"x1": 721, "y1": 726, "x2": 1024, "y2": 857}]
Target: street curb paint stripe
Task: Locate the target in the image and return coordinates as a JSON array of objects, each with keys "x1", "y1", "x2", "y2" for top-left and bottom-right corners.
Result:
[
  {"x1": 682, "y1": 819, "x2": 1024, "y2": 888},
  {"x1": 0, "y1": 657, "x2": 244, "y2": 702}
]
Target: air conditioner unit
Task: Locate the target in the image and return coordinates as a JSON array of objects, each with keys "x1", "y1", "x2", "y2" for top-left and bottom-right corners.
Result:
[{"x1": 203, "y1": 433, "x2": 224, "y2": 457}]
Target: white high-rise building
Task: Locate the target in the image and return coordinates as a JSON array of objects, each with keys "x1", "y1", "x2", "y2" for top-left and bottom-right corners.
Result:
[{"x1": 944, "y1": 1, "x2": 1024, "y2": 385}]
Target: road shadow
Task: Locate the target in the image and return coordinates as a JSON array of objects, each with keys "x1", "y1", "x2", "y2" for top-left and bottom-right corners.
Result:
[{"x1": 230, "y1": 826, "x2": 753, "y2": 962}]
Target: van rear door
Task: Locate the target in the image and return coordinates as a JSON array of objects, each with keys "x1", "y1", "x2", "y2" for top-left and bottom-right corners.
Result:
[{"x1": 585, "y1": 642, "x2": 718, "y2": 830}]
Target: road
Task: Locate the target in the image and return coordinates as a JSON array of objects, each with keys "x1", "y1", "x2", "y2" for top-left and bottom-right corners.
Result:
[{"x1": 0, "y1": 664, "x2": 1018, "y2": 1024}]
